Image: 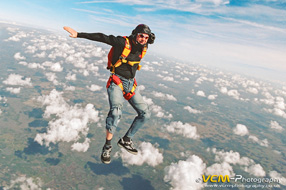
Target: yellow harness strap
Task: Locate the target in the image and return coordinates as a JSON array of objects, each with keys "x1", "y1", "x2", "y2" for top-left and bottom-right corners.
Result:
[{"x1": 111, "y1": 37, "x2": 147, "y2": 73}]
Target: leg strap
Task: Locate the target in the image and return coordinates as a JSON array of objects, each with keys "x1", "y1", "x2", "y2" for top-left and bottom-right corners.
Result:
[{"x1": 106, "y1": 75, "x2": 137, "y2": 100}]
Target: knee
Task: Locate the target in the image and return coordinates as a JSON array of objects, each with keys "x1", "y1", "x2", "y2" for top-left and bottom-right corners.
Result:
[
  {"x1": 140, "y1": 108, "x2": 151, "y2": 120},
  {"x1": 109, "y1": 106, "x2": 122, "y2": 118}
]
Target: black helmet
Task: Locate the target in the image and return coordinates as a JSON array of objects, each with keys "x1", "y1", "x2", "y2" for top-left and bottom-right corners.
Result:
[
  {"x1": 131, "y1": 24, "x2": 155, "y2": 44},
  {"x1": 132, "y1": 24, "x2": 151, "y2": 35}
]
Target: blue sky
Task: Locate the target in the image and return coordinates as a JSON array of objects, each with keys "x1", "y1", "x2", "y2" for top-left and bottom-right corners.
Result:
[{"x1": 1, "y1": 0, "x2": 286, "y2": 81}]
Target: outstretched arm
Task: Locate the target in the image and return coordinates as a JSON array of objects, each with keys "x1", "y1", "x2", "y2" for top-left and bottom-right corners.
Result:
[
  {"x1": 63, "y1": 26, "x2": 78, "y2": 38},
  {"x1": 63, "y1": 26, "x2": 125, "y2": 47}
]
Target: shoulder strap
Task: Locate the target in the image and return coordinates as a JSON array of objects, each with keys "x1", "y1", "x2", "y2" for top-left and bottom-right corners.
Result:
[
  {"x1": 121, "y1": 36, "x2": 131, "y2": 59},
  {"x1": 141, "y1": 45, "x2": 148, "y2": 59}
]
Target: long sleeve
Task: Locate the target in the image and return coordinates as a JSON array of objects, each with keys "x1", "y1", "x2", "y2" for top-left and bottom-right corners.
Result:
[{"x1": 77, "y1": 32, "x2": 125, "y2": 47}]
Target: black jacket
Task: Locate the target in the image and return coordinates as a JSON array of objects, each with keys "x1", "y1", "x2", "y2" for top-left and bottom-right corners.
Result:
[{"x1": 77, "y1": 32, "x2": 145, "y2": 79}]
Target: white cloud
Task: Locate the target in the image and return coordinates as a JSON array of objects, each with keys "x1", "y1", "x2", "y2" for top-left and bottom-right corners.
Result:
[
  {"x1": 65, "y1": 73, "x2": 77, "y2": 81},
  {"x1": 48, "y1": 50, "x2": 68, "y2": 60},
  {"x1": 5, "y1": 31, "x2": 28, "y2": 41},
  {"x1": 119, "y1": 142, "x2": 163, "y2": 167},
  {"x1": 196, "y1": 77, "x2": 205, "y2": 84},
  {"x1": 213, "y1": 149, "x2": 241, "y2": 164},
  {"x1": 242, "y1": 79, "x2": 260, "y2": 88},
  {"x1": 143, "y1": 96, "x2": 154, "y2": 105},
  {"x1": 262, "y1": 91, "x2": 274, "y2": 100},
  {"x1": 66, "y1": 54, "x2": 87, "y2": 69},
  {"x1": 205, "y1": 162, "x2": 235, "y2": 177},
  {"x1": 18, "y1": 61, "x2": 28, "y2": 66},
  {"x1": 272, "y1": 108, "x2": 286, "y2": 118},
  {"x1": 141, "y1": 64, "x2": 155, "y2": 72},
  {"x1": 45, "y1": 72, "x2": 59, "y2": 85},
  {"x1": 227, "y1": 89, "x2": 240, "y2": 100},
  {"x1": 34, "y1": 89, "x2": 100, "y2": 151},
  {"x1": 197, "y1": 90, "x2": 206, "y2": 97},
  {"x1": 164, "y1": 155, "x2": 206, "y2": 190},
  {"x1": 64, "y1": 85, "x2": 76, "y2": 91},
  {"x1": 157, "y1": 74, "x2": 174, "y2": 82},
  {"x1": 246, "y1": 87, "x2": 259, "y2": 94},
  {"x1": 79, "y1": 69, "x2": 89, "y2": 76},
  {"x1": 243, "y1": 164, "x2": 266, "y2": 177},
  {"x1": 4, "y1": 175, "x2": 45, "y2": 190},
  {"x1": 234, "y1": 124, "x2": 270, "y2": 147},
  {"x1": 165, "y1": 94, "x2": 177, "y2": 101},
  {"x1": 27, "y1": 62, "x2": 45, "y2": 70},
  {"x1": 0, "y1": 96, "x2": 7, "y2": 103},
  {"x1": 42, "y1": 61, "x2": 53, "y2": 67},
  {"x1": 50, "y1": 62, "x2": 63, "y2": 72},
  {"x1": 260, "y1": 93, "x2": 286, "y2": 118},
  {"x1": 208, "y1": 94, "x2": 217, "y2": 100},
  {"x1": 220, "y1": 87, "x2": 228, "y2": 94},
  {"x1": 137, "y1": 85, "x2": 145, "y2": 91},
  {"x1": 87, "y1": 84, "x2": 103, "y2": 92},
  {"x1": 153, "y1": 91, "x2": 177, "y2": 101},
  {"x1": 152, "y1": 104, "x2": 173, "y2": 118},
  {"x1": 164, "y1": 121, "x2": 200, "y2": 139},
  {"x1": 3, "y1": 74, "x2": 32, "y2": 86},
  {"x1": 165, "y1": 76, "x2": 175, "y2": 82},
  {"x1": 143, "y1": 96, "x2": 173, "y2": 118},
  {"x1": 71, "y1": 138, "x2": 91, "y2": 152},
  {"x1": 269, "y1": 171, "x2": 286, "y2": 186},
  {"x1": 248, "y1": 135, "x2": 269, "y2": 147},
  {"x1": 195, "y1": 0, "x2": 229, "y2": 6},
  {"x1": 6, "y1": 27, "x2": 19, "y2": 33},
  {"x1": 25, "y1": 45, "x2": 37, "y2": 54},
  {"x1": 208, "y1": 148, "x2": 266, "y2": 177},
  {"x1": 233, "y1": 124, "x2": 249, "y2": 136},
  {"x1": 152, "y1": 61, "x2": 162, "y2": 66},
  {"x1": 184, "y1": 106, "x2": 202, "y2": 114},
  {"x1": 6, "y1": 87, "x2": 21, "y2": 94},
  {"x1": 220, "y1": 87, "x2": 240, "y2": 100},
  {"x1": 275, "y1": 97, "x2": 285, "y2": 110},
  {"x1": 14, "y1": 52, "x2": 26, "y2": 60},
  {"x1": 182, "y1": 77, "x2": 189, "y2": 81},
  {"x1": 33, "y1": 51, "x2": 46, "y2": 58},
  {"x1": 270, "y1": 120, "x2": 284, "y2": 132},
  {"x1": 158, "y1": 83, "x2": 168, "y2": 88}
]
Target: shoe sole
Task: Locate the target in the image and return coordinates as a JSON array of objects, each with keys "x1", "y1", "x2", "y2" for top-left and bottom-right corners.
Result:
[
  {"x1": 117, "y1": 143, "x2": 138, "y2": 155},
  {"x1": 101, "y1": 157, "x2": 111, "y2": 164}
]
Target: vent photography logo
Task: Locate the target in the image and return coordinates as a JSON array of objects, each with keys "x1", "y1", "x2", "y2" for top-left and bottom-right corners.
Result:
[
  {"x1": 196, "y1": 175, "x2": 281, "y2": 189},
  {"x1": 202, "y1": 175, "x2": 230, "y2": 183},
  {"x1": 200, "y1": 175, "x2": 280, "y2": 183}
]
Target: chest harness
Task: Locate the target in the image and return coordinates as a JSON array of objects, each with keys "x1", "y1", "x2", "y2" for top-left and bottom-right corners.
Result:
[{"x1": 106, "y1": 36, "x2": 147, "y2": 100}]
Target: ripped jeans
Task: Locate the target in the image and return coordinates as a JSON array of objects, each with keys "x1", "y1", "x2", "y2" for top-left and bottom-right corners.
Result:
[{"x1": 106, "y1": 74, "x2": 151, "y2": 138}]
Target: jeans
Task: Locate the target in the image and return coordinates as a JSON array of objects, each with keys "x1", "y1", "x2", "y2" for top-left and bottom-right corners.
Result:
[{"x1": 106, "y1": 74, "x2": 151, "y2": 138}]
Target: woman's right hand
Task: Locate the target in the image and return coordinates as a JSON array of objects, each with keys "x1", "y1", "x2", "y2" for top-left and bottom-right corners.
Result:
[{"x1": 63, "y1": 26, "x2": 78, "y2": 38}]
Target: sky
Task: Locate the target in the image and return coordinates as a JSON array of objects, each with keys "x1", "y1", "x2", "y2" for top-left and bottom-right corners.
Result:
[{"x1": 0, "y1": 0, "x2": 286, "y2": 81}]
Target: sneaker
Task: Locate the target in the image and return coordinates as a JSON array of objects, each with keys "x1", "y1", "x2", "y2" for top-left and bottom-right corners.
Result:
[
  {"x1": 101, "y1": 145, "x2": 112, "y2": 164},
  {"x1": 117, "y1": 138, "x2": 138, "y2": 155}
]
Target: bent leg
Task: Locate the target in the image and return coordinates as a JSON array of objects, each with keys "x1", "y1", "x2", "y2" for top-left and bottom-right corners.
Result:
[
  {"x1": 106, "y1": 82, "x2": 124, "y2": 135},
  {"x1": 125, "y1": 89, "x2": 151, "y2": 138}
]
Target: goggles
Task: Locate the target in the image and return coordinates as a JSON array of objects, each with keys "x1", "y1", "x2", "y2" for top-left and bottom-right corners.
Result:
[{"x1": 137, "y1": 33, "x2": 149, "y2": 40}]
